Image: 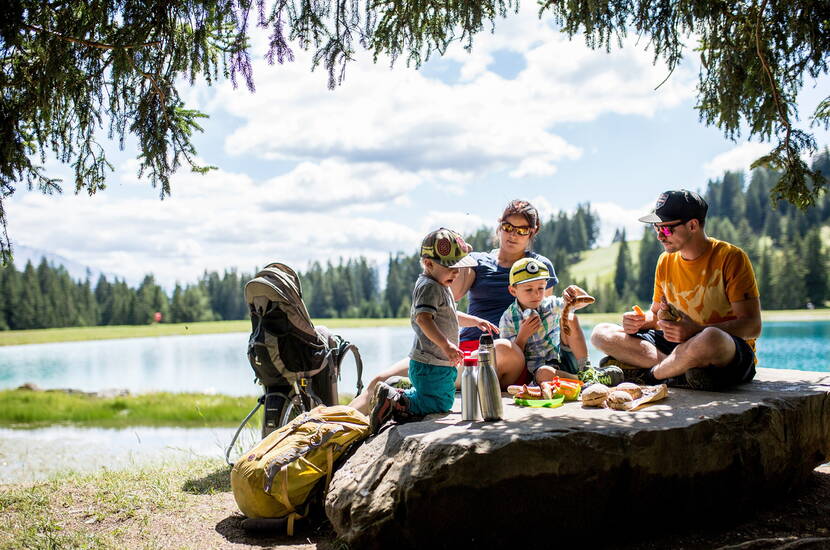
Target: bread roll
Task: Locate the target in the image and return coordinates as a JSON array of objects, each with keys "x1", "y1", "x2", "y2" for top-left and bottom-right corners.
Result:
[
  {"x1": 581, "y1": 383, "x2": 610, "y2": 407},
  {"x1": 607, "y1": 390, "x2": 634, "y2": 410},
  {"x1": 614, "y1": 382, "x2": 643, "y2": 400}
]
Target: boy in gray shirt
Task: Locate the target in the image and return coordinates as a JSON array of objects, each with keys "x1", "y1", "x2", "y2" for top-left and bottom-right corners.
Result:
[{"x1": 370, "y1": 228, "x2": 497, "y2": 433}]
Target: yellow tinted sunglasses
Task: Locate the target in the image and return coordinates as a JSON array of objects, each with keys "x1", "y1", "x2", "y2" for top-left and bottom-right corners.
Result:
[{"x1": 500, "y1": 221, "x2": 532, "y2": 236}]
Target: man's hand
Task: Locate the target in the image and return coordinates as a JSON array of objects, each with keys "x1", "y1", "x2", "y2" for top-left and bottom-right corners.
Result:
[
  {"x1": 440, "y1": 341, "x2": 464, "y2": 366},
  {"x1": 517, "y1": 313, "x2": 541, "y2": 343},
  {"x1": 622, "y1": 310, "x2": 646, "y2": 334},
  {"x1": 657, "y1": 313, "x2": 702, "y2": 343}
]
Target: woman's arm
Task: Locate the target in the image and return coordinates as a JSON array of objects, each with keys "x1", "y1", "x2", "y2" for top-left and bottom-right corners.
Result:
[{"x1": 451, "y1": 266, "x2": 476, "y2": 301}]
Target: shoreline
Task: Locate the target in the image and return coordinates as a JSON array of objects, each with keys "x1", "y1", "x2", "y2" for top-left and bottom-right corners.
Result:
[{"x1": 1, "y1": 310, "x2": 828, "y2": 347}]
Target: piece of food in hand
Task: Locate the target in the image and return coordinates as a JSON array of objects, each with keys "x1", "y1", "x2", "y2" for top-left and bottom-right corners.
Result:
[
  {"x1": 632, "y1": 305, "x2": 644, "y2": 316},
  {"x1": 657, "y1": 296, "x2": 682, "y2": 321},
  {"x1": 581, "y1": 383, "x2": 610, "y2": 407},
  {"x1": 613, "y1": 382, "x2": 643, "y2": 399},
  {"x1": 607, "y1": 390, "x2": 634, "y2": 410},
  {"x1": 560, "y1": 292, "x2": 595, "y2": 337},
  {"x1": 507, "y1": 385, "x2": 524, "y2": 396}
]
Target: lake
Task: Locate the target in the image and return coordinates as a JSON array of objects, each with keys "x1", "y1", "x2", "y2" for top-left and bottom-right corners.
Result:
[
  {"x1": 1, "y1": 321, "x2": 828, "y2": 483},
  {"x1": 2, "y1": 322, "x2": 828, "y2": 396}
]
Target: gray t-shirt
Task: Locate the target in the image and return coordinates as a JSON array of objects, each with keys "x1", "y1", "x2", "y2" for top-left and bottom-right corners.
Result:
[{"x1": 409, "y1": 274, "x2": 459, "y2": 366}]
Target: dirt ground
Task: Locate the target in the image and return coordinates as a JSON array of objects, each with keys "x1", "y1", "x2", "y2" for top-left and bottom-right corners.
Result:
[{"x1": 139, "y1": 466, "x2": 830, "y2": 550}]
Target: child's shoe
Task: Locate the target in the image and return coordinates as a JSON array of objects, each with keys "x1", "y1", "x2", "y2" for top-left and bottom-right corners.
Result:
[
  {"x1": 384, "y1": 375, "x2": 413, "y2": 390},
  {"x1": 578, "y1": 359, "x2": 624, "y2": 387},
  {"x1": 369, "y1": 382, "x2": 398, "y2": 434}
]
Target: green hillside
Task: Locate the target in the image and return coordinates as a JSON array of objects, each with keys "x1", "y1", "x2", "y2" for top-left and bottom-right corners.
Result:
[{"x1": 569, "y1": 240, "x2": 641, "y2": 288}]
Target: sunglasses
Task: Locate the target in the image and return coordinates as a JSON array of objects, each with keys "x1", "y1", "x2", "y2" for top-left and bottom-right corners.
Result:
[
  {"x1": 500, "y1": 221, "x2": 533, "y2": 236},
  {"x1": 652, "y1": 220, "x2": 687, "y2": 236}
]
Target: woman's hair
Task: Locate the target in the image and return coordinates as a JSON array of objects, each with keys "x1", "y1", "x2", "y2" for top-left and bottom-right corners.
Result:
[{"x1": 500, "y1": 199, "x2": 541, "y2": 233}]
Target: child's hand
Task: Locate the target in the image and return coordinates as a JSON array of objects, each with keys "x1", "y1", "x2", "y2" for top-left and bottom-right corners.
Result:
[
  {"x1": 441, "y1": 341, "x2": 464, "y2": 366},
  {"x1": 476, "y1": 318, "x2": 499, "y2": 335},
  {"x1": 517, "y1": 313, "x2": 541, "y2": 342}
]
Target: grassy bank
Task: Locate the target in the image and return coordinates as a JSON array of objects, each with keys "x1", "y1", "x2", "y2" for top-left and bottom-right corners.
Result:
[
  {"x1": 0, "y1": 318, "x2": 410, "y2": 347},
  {"x1": 1, "y1": 310, "x2": 826, "y2": 347},
  {"x1": 0, "y1": 390, "x2": 261, "y2": 428}
]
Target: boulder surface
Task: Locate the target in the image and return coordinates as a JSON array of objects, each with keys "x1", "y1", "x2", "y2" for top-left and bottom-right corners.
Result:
[{"x1": 326, "y1": 368, "x2": 830, "y2": 549}]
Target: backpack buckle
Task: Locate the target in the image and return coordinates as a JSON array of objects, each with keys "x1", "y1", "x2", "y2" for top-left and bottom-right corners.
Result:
[{"x1": 300, "y1": 378, "x2": 309, "y2": 387}]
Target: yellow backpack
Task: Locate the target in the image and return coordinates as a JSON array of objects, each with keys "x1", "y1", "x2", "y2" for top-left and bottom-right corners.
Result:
[{"x1": 231, "y1": 405, "x2": 370, "y2": 534}]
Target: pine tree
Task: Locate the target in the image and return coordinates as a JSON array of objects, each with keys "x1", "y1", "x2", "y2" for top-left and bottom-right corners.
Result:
[
  {"x1": 802, "y1": 229, "x2": 828, "y2": 307},
  {"x1": 17, "y1": 262, "x2": 43, "y2": 328},
  {"x1": 613, "y1": 230, "x2": 634, "y2": 298},
  {"x1": 770, "y1": 249, "x2": 807, "y2": 309},
  {"x1": 637, "y1": 227, "x2": 664, "y2": 302}
]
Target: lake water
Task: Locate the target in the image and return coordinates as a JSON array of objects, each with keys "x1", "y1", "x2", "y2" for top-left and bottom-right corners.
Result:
[
  {"x1": 1, "y1": 321, "x2": 828, "y2": 483},
  {"x1": 1, "y1": 322, "x2": 828, "y2": 396}
]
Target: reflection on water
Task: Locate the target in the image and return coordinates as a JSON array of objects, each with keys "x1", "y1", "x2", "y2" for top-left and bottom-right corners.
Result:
[
  {"x1": 0, "y1": 321, "x2": 827, "y2": 483},
  {"x1": 0, "y1": 425, "x2": 259, "y2": 485}
]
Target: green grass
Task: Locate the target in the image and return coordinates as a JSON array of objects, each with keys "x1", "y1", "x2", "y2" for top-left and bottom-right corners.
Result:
[
  {"x1": 0, "y1": 458, "x2": 234, "y2": 550},
  {"x1": 0, "y1": 317, "x2": 410, "y2": 347},
  {"x1": 0, "y1": 389, "x2": 357, "y2": 427},
  {"x1": 569, "y1": 240, "x2": 641, "y2": 288},
  {"x1": 0, "y1": 390, "x2": 262, "y2": 428}
]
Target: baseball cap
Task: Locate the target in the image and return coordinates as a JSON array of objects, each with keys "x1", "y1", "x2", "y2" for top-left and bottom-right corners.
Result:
[
  {"x1": 420, "y1": 228, "x2": 477, "y2": 268},
  {"x1": 638, "y1": 190, "x2": 708, "y2": 224},
  {"x1": 509, "y1": 258, "x2": 551, "y2": 286}
]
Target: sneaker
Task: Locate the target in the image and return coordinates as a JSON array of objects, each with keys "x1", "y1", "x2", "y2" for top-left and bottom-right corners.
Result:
[
  {"x1": 369, "y1": 382, "x2": 397, "y2": 434},
  {"x1": 579, "y1": 365, "x2": 624, "y2": 387},
  {"x1": 390, "y1": 392, "x2": 415, "y2": 423},
  {"x1": 384, "y1": 375, "x2": 413, "y2": 390},
  {"x1": 598, "y1": 355, "x2": 639, "y2": 371},
  {"x1": 683, "y1": 368, "x2": 720, "y2": 391},
  {"x1": 598, "y1": 355, "x2": 653, "y2": 385}
]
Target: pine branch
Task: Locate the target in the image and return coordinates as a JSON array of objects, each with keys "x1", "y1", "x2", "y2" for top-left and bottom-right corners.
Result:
[{"x1": 22, "y1": 23, "x2": 161, "y2": 51}]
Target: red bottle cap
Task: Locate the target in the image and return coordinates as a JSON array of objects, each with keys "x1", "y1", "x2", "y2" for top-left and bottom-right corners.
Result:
[{"x1": 463, "y1": 356, "x2": 478, "y2": 366}]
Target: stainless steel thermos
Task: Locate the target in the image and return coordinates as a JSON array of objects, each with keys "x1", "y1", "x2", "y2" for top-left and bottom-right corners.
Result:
[
  {"x1": 461, "y1": 356, "x2": 480, "y2": 421},
  {"x1": 477, "y1": 334, "x2": 503, "y2": 421}
]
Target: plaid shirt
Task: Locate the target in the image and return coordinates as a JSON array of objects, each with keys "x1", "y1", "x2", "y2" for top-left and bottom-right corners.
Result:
[{"x1": 499, "y1": 295, "x2": 565, "y2": 374}]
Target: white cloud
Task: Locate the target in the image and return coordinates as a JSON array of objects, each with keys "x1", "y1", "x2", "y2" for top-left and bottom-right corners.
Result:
[
  {"x1": 591, "y1": 201, "x2": 654, "y2": 247},
  {"x1": 703, "y1": 142, "x2": 770, "y2": 179},
  {"x1": 7, "y1": 165, "x2": 421, "y2": 289},
  {"x1": 209, "y1": 3, "x2": 695, "y2": 187}
]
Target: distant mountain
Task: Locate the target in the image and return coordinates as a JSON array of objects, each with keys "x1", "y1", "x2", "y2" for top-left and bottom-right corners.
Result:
[{"x1": 10, "y1": 244, "x2": 121, "y2": 283}]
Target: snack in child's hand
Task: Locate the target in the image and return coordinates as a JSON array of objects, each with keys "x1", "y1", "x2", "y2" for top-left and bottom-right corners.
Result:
[{"x1": 632, "y1": 305, "x2": 644, "y2": 316}]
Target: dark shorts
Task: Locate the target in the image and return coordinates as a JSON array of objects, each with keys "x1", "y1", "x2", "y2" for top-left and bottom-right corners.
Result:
[{"x1": 633, "y1": 329, "x2": 756, "y2": 390}]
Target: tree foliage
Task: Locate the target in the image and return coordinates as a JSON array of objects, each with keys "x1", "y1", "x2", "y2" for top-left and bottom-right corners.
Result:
[{"x1": 2, "y1": 0, "x2": 830, "y2": 262}]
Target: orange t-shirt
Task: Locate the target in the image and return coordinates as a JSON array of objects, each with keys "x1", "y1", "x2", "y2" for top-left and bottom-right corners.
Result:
[{"x1": 653, "y1": 238, "x2": 759, "y2": 351}]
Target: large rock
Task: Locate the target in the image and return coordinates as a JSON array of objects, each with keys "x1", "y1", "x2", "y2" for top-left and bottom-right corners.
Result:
[{"x1": 326, "y1": 368, "x2": 830, "y2": 549}]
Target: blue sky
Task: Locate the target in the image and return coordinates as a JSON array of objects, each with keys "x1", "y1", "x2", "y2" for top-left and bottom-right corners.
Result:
[{"x1": 7, "y1": 5, "x2": 829, "y2": 288}]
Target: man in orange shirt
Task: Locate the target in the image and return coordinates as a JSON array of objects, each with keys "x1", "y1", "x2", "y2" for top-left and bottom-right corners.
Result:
[{"x1": 590, "y1": 190, "x2": 762, "y2": 390}]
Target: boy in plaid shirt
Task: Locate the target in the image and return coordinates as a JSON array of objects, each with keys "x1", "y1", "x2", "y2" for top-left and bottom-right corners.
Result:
[{"x1": 499, "y1": 258, "x2": 622, "y2": 385}]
